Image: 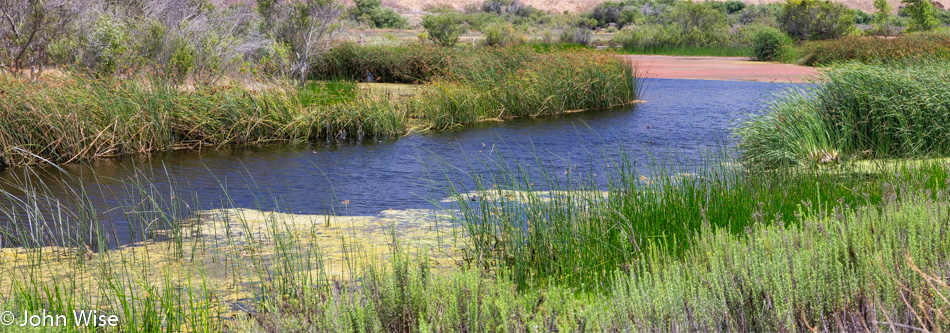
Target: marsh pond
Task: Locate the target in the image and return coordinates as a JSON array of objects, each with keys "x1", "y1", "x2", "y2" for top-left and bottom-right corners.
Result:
[{"x1": 0, "y1": 78, "x2": 805, "y2": 246}]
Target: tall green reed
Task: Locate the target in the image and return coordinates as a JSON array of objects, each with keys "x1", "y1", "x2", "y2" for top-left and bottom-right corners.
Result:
[
  {"x1": 737, "y1": 60, "x2": 950, "y2": 167},
  {"x1": 0, "y1": 75, "x2": 406, "y2": 166},
  {"x1": 437, "y1": 146, "x2": 949, "y2": 290}
]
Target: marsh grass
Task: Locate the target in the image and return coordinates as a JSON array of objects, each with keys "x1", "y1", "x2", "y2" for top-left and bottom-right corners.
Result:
[
  {"x1": 796, "y1": 32, "x2": 950, "y2": 66},
  {"x1": 1, "y1": 45, "x2": 638, "y2": 167},
  {"x1": 436, "y1": 146, "x2": 950, "y2": 291},
  {"x1": 0, "y1": 164, "x2": 405, "y2": 332},
  {"x1": 737, "y1": 61, "x2": 950, "y2": 167},
  {"x1": 615, "y1": 45, "x2": 751, "y2": 57},
  {"x1": 1, "y1": 151, "x2": 949, "y2": 332},
  {"x1": 415, "y1": 49, "x2": 640, "y2": 129},
  {"x1": 242, "y1": 157, "x2": 950, "y2": 332},
  {"x1": 0, "y1": 75, "x2": 407, "y2": 166}
]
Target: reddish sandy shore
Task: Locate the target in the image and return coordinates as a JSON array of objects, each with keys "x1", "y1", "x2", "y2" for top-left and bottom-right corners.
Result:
[{"x1": 627, "y1": 55, "x2": 819, "y2": 83}]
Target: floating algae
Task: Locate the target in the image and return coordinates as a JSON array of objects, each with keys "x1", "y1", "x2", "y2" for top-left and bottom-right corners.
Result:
[{"x1": 0, "y1": 208, "x2": 465, "y2": 321}]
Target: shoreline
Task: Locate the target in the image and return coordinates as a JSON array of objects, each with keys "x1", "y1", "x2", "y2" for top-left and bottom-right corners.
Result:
[{"x1": 627, "y1": 55, "x2": 819, "y2": 83}]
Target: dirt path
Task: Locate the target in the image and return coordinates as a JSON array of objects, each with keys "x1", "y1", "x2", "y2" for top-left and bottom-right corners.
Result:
[{"x1": 627, "y1": 55, "x2": 819, "y2": 83}]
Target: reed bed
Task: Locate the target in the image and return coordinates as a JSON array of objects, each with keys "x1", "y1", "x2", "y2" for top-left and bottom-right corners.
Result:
[
  {"x1": 797, "y1": 32, "x2": 950, "y2": 66},
  {"x1": 438, "y1": 150, "x2": 948, "y2": 290},
  {"x1": 1, "y1": 152, "x2": 949, "y2": 332},
  {"x1": 250, "y1": 182, "x2": 950, "y2": 332},
  {"x1": 736, "y1": 60, "x2": 950, "y2": 167},
  {"x1": 0, "y1": 45, "x2": 638, "y2": 166},
  {"x1": 0, "y1": 76, "x2": 406, "y2": 166},
  {"x1": 310, "y1": 44, "x2": 641, "y2": 130},
  {"x1": 615, "y1": 45, "x2": 751, "y2": 57},
  {"x1": 309, "y1": 43, "x2": 454, "y2": 84},
  {"x1": 415, "y1": 48, "x2": 640, "y2": 129}
]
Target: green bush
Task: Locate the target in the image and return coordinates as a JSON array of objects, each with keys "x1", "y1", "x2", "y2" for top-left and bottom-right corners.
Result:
[
  {"x1": 84, "y1": 15, "x2": 130, "y2": 76},
  {"x1": 751, "y1": 27, "x2": 792, "y2": 61},
  {"x1": 852, "y1": 9, "x2": 874, "y2": 24},
  {"x1": 348, "y1": 0, "x2": 408, "y2": 29},
  {"x1": 558, "y1": 27, "x2": 592, "y2": 45},
  {"x1": 309, "y1": 43, "x2": 452, "y2": 83},
  {"x1": 779, "y1": 0, "x2": 856, "y2": 40},
  {"x1": 613, "y1": 3, "x2": 737, "y2": 50},
  {"x1": 422, "y1": 13, "x2": 467, "y2": 47},
  {"x1": 903, "y1": 0, "x2": 940, "y2": 32},
  {"x1": 168, "y1": 42, "x2": 195, "y2": 82},
  {"x1": 481, "y1": 22, "x2": 525, "y2": 46}
]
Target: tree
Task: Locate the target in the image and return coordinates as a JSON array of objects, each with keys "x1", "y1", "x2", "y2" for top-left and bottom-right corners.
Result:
[
  {"x1": 779, "y1": 0, "x2": 855, "y2": 41},
  {"x1": 873, "y1": 0, "x2": 893, "y2": 35},
  {"x1": 902, "y1": 0, "x2": 939, "y2": 32},
  {"x1": 0, "y1": 0, "x2": 72, "y2": 77},
  {"x1": 276, "y1": 0, "x2": 343, "y2": 85}
]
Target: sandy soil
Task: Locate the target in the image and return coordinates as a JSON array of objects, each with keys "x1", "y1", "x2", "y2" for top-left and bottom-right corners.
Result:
[{"x1": 627, "y1": 55, "x2": 819, "y2": 83}]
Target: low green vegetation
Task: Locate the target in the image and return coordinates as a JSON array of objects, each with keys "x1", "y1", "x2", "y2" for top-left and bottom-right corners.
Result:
[
  {"x1": 737, "y1": 60, "x2": 950, "y2": 167},
  {"x1": 0, "y1": 44, "x2": 639, "y2": 166},
  {"x1": 3, "y1": 150, "x2": 950, "y2": 332},
  {"x1": 0, "y1": 75, "x2": 404, "y2": 166},
  {"x1": 796, "y1": 32, "x2": 950, "y2": 65},
  {"x1": 252, "y1": 176, "x2": 950, "y2": 331},
  {"x1": 751, "y1": 26, "x2": 795, "y2": 61},
  {"x1": 347, "y1": 0, "x2": 408, "y2": 29}
]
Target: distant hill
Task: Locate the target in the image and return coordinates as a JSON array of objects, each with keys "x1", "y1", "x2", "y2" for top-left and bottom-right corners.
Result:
[{"x1": 216, "y1": 0, "x2": 947, "y2": 15}]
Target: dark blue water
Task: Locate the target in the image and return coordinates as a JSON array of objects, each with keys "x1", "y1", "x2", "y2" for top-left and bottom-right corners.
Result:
[{"x1": 0, "y1": 79, "x2": 804, "y2": 244}]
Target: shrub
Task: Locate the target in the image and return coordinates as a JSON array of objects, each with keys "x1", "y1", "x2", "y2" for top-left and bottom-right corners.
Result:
[
  {"x1": 481, "y1": 22, "x2": 525, "y2": 46},
  {"x1": 708, "y1": 0, "x2": 747, "y2": 14},
  {"x1": 422, "y1": 13, "x2": 467, "y2": 47},
  {"x1": 348, "y1": 0, "x2": 408, "y2": 29},
  {"x1": 309, "y1": 43, "x2": 452, "y2": 83},
  {"x1": 168, "y1": 42, "x2": 195, "y2": 82},
  {"x1": 853, "y1": 9, "x2": 874, "y2": 24},
  {"x1": 779, "y1": 0, "x2": 856, "y2": 40},
  {"x1": 903, "y1": 0, "x2": 940, "y2": 32},
  {"x1": 586, "y1": 1, "x2": 627, "y2": 28},
  {"x1": 558, "y1": 27, "x2": 592, "y2": 45},
  {"x1": 83, "y1": 15, "x2": 130, "y2": 76},
  {"x1": 751, "y1": 27, "x2": 792, "y2": 61},
  {"x1": 666, "y1": 1, "x2": 730, "y2": 46}
]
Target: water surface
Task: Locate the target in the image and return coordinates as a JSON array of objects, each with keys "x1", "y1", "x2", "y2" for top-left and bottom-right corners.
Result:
[{"x1": 0, "y1": 79, "x2": 805, "y2": 245}]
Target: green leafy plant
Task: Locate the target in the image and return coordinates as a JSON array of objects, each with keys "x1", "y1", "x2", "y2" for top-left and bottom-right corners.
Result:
[
  {"x1": 751, "y1": 26, "x2": 793, "y2": 61},
  {"x1": 422, "y1": 13, "x2": 467, "y2": 47},
  {"x1": 348, "y1": 0, "x2": 408, "y2": 29},
  {"x1": 481, "y1": 22, "x2": 525, "y2": 46},
  {"x1": 903, "y1": 0, "x2": 940, "y2": 32},
  {"x1": 779, "y1": 0, "x2": 856, "y2": 40}
]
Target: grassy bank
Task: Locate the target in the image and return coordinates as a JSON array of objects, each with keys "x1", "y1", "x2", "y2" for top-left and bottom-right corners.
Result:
[
  {"x1": 0, "y1": 45, "x2": 639, "y2": 166},
  {"x1": 250, "y1": 183, "x2": 950, "y2": 331},
  {"x1": 614, "y1": 45, "x2": 752, "y2": 57},
  {"x1": 2, "y1": 154, "x2": 949, "y2": 332},
  {"x1": 796, "y1": 33, "x2": 950, "y2": 66},
  {"x1": 736, "y1": 60, "x2": 950, "y2": 167},
  {"x1": 0, "y1": 76, "x2": 405, "y2": 166}
]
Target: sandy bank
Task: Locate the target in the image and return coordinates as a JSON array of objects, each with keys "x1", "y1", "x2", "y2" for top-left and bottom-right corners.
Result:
[{"x1": 628, "y1": 55, "x2": 819, "y2": 83}]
